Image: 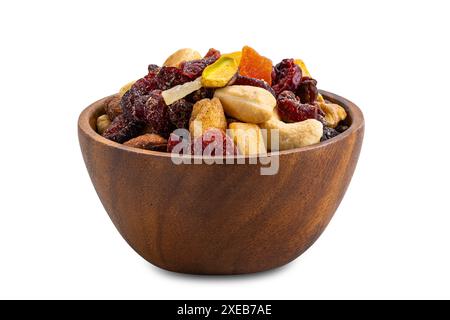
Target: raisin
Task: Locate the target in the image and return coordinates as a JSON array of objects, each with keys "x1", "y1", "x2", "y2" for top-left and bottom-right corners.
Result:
[
  {"x1": 277, "y1": 90, "x2": 321, "y2": 123},
  {"x1": 187, "y1": 87, "x2": 214, "y2": 103},
  {"x1": 321, "y1": 126, "x2": 340, "y2": 141},
  {"x1": 297, "y1": 77, "x2": 318, "y2": 104},
  {"x1": 336, "y1": 124, "x2": 349, "y2": 133},
  {"x1": 168, "y1": 99, "x2": 194, "y2": 129},
  {"x1": 179, "y1": 48, "x2": 221, "y2": 79},
  {"x1": 239, "y1": 46, "x2": 273, "y2": 85},
  {"x1": 102, "y1": 114, "x2": 143, "y2": 143},
  {"x1": 230, "y1": 75, "x2": 276, "y2": 97},
  {"x1": 192, "y1": 129, "x2": 237, "y2": 156},
  {"x1": 272, "y1": 59, "x2": 302, "y2": 96}
]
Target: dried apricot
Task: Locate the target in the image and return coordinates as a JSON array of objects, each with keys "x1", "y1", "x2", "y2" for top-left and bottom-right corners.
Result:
[{"x1": 239, "y1": 46, "x2": 272, "y2": 85}]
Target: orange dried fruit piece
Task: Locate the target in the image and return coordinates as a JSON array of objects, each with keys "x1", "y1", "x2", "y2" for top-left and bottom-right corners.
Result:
[{"x1": 239, "y1": 46, "x2": 273, "y2": 85}]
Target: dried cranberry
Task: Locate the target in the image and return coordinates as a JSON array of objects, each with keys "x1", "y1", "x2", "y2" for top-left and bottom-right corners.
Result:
[
  {"x1": 187, "y1": 88, "x2": 214, "y2": 103},
  {"x1": 133, "y1": 64, "x2": 160, "y2": 95},
  {"x1": 192, "y1": 129, "x2": 237, "y2": 156},
  {"x1": 272, "y1": 59, "x2": 302, "y2": 96},
  {"x1": 144, "y1": 90, "x2": 171, "y2": 136},
  {"x1": 230, "y1": 75, "x2": 276, "y2": 97},
  {"x1": 168, "y1": 99, "x2": 194, "y2": 129},
  {"x1": 321, "y1": 126, "x2": 340, "y2": 141},
  {"x1": 297, "y1": 77, "x2": 318, "y2": 104},
  {"x1": 121, "y1": 88, "x2": 150, "y2": 122},
  {"x1": 167, "y1": 132, "x2": 191, "y2": 154},
  {"x1": 179, "y1": 48, "x2": 221, "y2": 79},
  {"x1": 277, "y1": 90, "x2": 321, "y2": 123},
  {"x1": 154, "y1": 66, "x2": 191, "y2": 90},
  {"x1": 102, "y1": 114, "x2": 143, "y2": 143}
]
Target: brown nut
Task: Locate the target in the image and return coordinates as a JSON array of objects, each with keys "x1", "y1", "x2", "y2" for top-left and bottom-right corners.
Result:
[
  {"x1": 123, "y1": 133, "x2": 168, "y2": 151},
  {"x1": 104, "y1": 94, "x2": 122, "y2": 121},
  {"x1": 189, "y1": 98, "x2": 227, "y2": 138},
  {"x1": 163, "y1": 48, "x2": 202, "y2": 67},
  {"x1": 97, "y1": 114, "x2": 112, "y2": 135},
  {"x1": 318, "y1": 102, "x2": 347, "y2": 128}
]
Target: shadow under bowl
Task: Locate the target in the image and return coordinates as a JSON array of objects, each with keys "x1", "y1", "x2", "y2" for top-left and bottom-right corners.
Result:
[{"x1": 78, "y1": 90, "x2": 364, "y2": 275}]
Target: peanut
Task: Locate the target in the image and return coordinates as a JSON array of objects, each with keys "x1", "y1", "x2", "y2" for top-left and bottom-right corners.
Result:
[
  {"x1": 214, "y1": 85, "x2": 276, "y2": 124},
  {"x1": 163, "y1": 48, "x2": 202, "y2": 67},
  {"x1": 189, "y1": 98, "x2": 227, "y2": 138},
  {"x1": 228, "y1": 122, "x2": 267, "y2": 156},
  {"x1": 97, "y1": 114, "x2": 112, "y2": 135},
  {"x1": 259, "y1": 113, "x2": 323, "y2": 151},
  {"x1": 318, "y1": 102, "x2": 347, "y2": 128}
]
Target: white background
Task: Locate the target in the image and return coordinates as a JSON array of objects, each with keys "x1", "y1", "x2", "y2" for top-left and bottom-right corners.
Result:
[{"x1": 0, "y1": 0, "x2": 449, "y2": 300}]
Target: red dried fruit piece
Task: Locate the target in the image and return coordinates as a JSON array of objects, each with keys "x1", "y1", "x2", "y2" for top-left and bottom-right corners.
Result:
[
  {"x1": 272, "y1": 59, "x2": 302, "y2": 96},
  {"x1": 179, "y1": 48, "x2": 221, "y2": 79},
  {"x1": 121, "y1": 89, "x2": 171, "y2": 136},
  {"x1": 239, "y1": 46, "x2": 273, "y2": 85},
  {"x1": 229, "y1": 75, "x2": 276, "y2": 97},
  {"x1": 155, "y1": 66, "x2": 192, "y2": 90},
  {"x1": 102, "y1": 114, "x2": 143, "y2": 143},
  {"x1": 144, "y1": 90, "x2": 172, "y2": 136},
  {"x1": 167, "y1": 132, "x2": 192, "y2": 155},
  {"x1": 192, "y1": 129, "x2": 237, "y2": 156},
  {"x1": 296, "y1": 77, "x2": 318, "y2": 104},
  {"x1": 168, "y1": 99, "x2": 194, "y2": 129},
  {"x1": 277, "y1": 91, "x2": 321, "y2": 123},
  {"x1": 133, "y1": 64, "x2": 161, "y2": 95}
]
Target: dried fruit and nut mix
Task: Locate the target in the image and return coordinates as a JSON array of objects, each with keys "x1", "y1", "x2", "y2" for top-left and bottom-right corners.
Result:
[{"x1": 97, "y1": 46, "x2": 349, "y2": 154}]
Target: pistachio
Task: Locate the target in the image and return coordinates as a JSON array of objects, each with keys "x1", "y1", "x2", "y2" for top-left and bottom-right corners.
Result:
[{"x1": 97, "y1": 114, "x2": 111, "y2": 135}]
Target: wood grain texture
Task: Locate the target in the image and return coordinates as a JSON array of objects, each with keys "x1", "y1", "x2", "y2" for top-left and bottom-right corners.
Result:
[{"x1": 78, "y1": 90, "x2": 365, "y2": 275}]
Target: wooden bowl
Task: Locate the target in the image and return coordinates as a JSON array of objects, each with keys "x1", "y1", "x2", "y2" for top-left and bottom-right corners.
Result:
[{"x1": 78, "y1": 90, "x2": 364, "y2": 275}]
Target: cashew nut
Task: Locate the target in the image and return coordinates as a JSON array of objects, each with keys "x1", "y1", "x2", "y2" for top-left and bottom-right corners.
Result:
[
  {"x1": 214, "y1": 85, "x2": 276, "y2": 124},
  {"x1": 163, "y1": 48, "x2": 202, "y2": 67},
  {"x1": 318, "y1": 102, "x2": 347, "y2": 128},
  {"x1": 259, "y1": 113, "x2": 323, "y2": 151}
]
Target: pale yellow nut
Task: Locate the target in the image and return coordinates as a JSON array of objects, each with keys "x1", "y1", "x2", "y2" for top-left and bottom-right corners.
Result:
[
  {"x1": 97, "y1": 114, "x2": 111, "y2": 135},
  {"x1": 228, "y1": 122, "x2": 267, "y2": 156},
  {"x1": 119, "y1": 81, "x2": 136, "y2": 98},
  {"x1": 214, "y1": 85, "x2": 276, "y2": 124},
  {"x1": 189, "y1": 98, "x2": 227, "y2": 139},
  {"x1": 259, "y1": 115, "x2": 323, "y2": 151},
  {"x1": 294, "y1": 59, "x2": 312, "y2": 78},
  {"x1": 163, "y1": 48, "x2": 202, "y2": 67},
  {"x1": 318, "y1": 102, "x2": 347, "y2": 128},
  {"x1": 162, "y1": 77, "x2": 202, "y2": 105}
]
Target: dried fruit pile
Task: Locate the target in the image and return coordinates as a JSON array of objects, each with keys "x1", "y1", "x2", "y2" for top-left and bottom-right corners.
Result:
[{"x1": 97, "y1": 46, "x2": 348, "y2": 155}]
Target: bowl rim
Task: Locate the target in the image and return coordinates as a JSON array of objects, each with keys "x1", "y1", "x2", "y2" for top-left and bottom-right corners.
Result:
[{"x1": 78, "y1": 90, "x2": 364, "y2": 159}]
